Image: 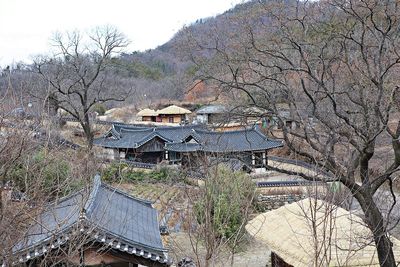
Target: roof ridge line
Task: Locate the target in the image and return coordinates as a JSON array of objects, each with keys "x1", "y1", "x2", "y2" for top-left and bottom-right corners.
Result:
[
  {"x1": 178, "y1": 130, "x2": 200, "y2": 143},
  {"x1": 252, "y1": 126, "x2": 268, "y2": 140},
  {"x1": 120, "y1": 128, "x2": 154, "y2": 133},
  {"x1": 135, "y1": 132, "x2": 173, "y2": 147},
  {"x1": 253, "y1": 126, "x2": 283, "y2": 142},
  {"x1": 196, "y1": 127, "x2": 252, "y2": 134},
  {"x1": 155, "y1": 124, "x2": 199, "y2": 130},
  {"x1": 100, "y1": 182, "x2": 153, "y2": 206},
  {"x1": 84, "y1": 175, "x2": 101, "y2": 216}
]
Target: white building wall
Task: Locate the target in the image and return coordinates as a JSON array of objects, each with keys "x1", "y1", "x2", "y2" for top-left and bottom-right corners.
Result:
[{"x1": 196, "y1": 114, "x2": 208, "y2": 124}]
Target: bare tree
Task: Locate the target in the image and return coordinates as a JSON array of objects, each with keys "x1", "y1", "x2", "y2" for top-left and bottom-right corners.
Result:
[
  {"x1": 187, "y1": 0, "x2": 400, "y2": 266},
  {"x1": 33, "y1": 25, "x2": 130, "y2": 149},
  {"x1": 182, "y1": 165, "x2": 255, "y2": 267},
  {"x1": 0, "y1": 94, "x2": 93, "y2": 265}
]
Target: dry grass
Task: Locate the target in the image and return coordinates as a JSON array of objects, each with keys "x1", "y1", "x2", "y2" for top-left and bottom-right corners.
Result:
[{"x1": 113, "y1": 182, "x2": 198, "y2": 230}]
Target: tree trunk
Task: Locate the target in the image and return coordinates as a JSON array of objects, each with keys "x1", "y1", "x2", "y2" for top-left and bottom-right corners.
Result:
[
  {"x1": 81, "y1": 118, "x2": 93, "y2": 151},
  {"x1": 357, "y1": 192, "x2": 396, "y2": 267},
  {"x1": 357, "y1": 147, "x2": 395, "y2": 266},
  {"x1": 45, "y1": 92, "x2": 59, "y2": 117}
]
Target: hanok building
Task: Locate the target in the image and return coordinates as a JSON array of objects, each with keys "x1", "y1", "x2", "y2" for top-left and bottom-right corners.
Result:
[
  {"x1": 94, "y1": 124, "x2": 203, "y2": 164},
  {"x1": 9, "y1": 176, "x2": 170, "y2": 267},
  {"x1": 165, "y1": 128, "x2": 283, "y2": 169},
  {"x1": 137, "y1": 108, "x2": 159, "y2": 122},
  {"x1": 194, "y1": 104, "x2": 267, "y2": 131},
  {"x1": 156, "y1": 105, "x2": 191, "y2": 124},
  {"x1": 195, "y1": 105, "x2": 227, "y2": 124},
  {"x1": 194, "y1": 104, "x2": 298, "y2": 132},
  {"x1": 94, "y1": 124, "x2": 283, "y2": 170},
  {"x1": 137, "y1": 105, "x2": 192, "y2": 124},
  {"x1": 261, "y1": 103, "x2": 298, "y2": 131},
  {"x1": 246, "y1": 198, "x2": 400, "y2": 267}
]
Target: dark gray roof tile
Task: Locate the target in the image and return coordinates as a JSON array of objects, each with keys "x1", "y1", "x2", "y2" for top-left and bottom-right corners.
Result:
[
  {"x1": 165, "y1": 143, "x2": 201, "y2": 152},
  {"x1": 94, "y1": 124, "x2": 204, "y2": 149},
  {"x1": 94, "y1": 124, "x2": 282, "y2": 153},
  {"x1": 166, "y1": 127, "x2": 283, "y2": 153},
  {"x1": 196, "y1": 105, "x2": 227, "y2": 114},
  {"x1": 13, "y1": 192, "x2": 84, "y2": 251},
  {"x1": 88, "y1": 183, "x2": 163, "y2": 251},
  {"x1": 13, "y1": 176, "x2": 167, "y2": 263}
]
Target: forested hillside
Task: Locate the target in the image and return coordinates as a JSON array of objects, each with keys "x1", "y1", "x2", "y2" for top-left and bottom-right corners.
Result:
[{"x1": 0, "y1": 0, "x2": 265, "y2": 109}]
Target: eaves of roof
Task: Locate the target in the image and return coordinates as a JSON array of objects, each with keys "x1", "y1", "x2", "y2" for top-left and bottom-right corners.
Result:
[
  {"x1": 95, "y1": 124, "x2": 283, "y2": 153},
  {"x1": 165, "y1": 143, "x2": 201, "y2": 152},
  {"x1": 136, "y1": 132, "x2": 173, "y2": 147},
  {"x1": 11, "y1": 176, "x2": 170, "y2": 266}
]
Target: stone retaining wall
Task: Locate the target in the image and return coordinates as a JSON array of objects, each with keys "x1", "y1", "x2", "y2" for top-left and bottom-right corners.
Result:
[{"x1": 257, "y1": 194, "x2": 304, "y2": 210}]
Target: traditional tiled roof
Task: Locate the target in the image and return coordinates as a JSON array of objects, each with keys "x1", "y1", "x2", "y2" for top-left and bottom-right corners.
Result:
[
  {"x1": 94, "y1": 124, "x2": 282, "y2": 153},
  {"x1": 12, "y1": 176, "x2": 169, "y2": 266},
  {"x1": 112, "y1": 123, "x2": 149, "y2": 132},
  {"x1": 196, "y1": 105, "x2": 227, "y2": 114},
  {"x1": 166, "y1": 127, "x2": 283, "y2": 153},
  {"x1": 94, "y1": 124, "x2": 203, "y2": 149},
  {"x1": 165, "y1": 143, "x2": 201, "y2": 152},
  {"x1": 154, "y1": 126, "x2": 200, "y2": 141}
]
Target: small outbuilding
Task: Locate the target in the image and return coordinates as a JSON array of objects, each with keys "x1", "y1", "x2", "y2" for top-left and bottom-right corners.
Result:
[
  {"x1": 156, "y1": 105, "x2": 191, "y2": 124},
  {"x1": 246, "y1": 198, "x2": 400, "y2": 267},
  {"x1": 195, "y1": 104, "x2": 227, "y2": 124},
  {"x1": 137, "y1": 108, "x2": 159, "y2": 122},
  {"x1": 137, "y1": 105, "x2": 191, "y2": 124}
]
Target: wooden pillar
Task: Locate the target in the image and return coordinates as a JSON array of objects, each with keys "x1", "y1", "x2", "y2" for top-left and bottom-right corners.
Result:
[
  {"x1": 262, "y1": 151, "x2": 267, "y2": 166},
  {"x1": 251, "y1": 153, "x2": 256, "y2": 166},
  {"x1": 119, "y1": 150, "x2": 126, "y2": 160},
  {"x1": 113, "y1": 148, "x2": 119, "y2": 160}
]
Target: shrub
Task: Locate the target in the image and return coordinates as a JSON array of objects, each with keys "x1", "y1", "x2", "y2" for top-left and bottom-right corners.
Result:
[
  {"x1": 102, "y1": 164, "x2": 178, "y2": 183},
  {"x1": 194, "y1": 166, "x2": 255, "y2": 242},
  {"x1": 91, "y1": 103, "x2": 107, "y2": 115},
  {"x1": 6, "y1": 149, "x2": 75, "y2": 196},
  {"x1": 102, "y1": 162, "x2": 129, "y2": 182},
  {"x1": 124, "y1": 170, "x2": 146, "y2": 182},
  {"x1": 149, "y1": 167, "x2": 172, "y2": 181}
]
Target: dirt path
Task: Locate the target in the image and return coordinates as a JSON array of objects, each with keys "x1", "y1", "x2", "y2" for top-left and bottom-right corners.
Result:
[{"x1": 167, "y1": 232, "x2": 271, "y2": 267}]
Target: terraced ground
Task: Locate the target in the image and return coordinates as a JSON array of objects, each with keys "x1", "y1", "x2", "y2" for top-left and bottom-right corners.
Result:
[{"x1": 113, "y1": 181, "x2": 273, "y2": 266}]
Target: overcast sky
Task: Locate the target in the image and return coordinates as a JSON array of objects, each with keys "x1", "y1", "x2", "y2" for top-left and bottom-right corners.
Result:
[{"x1": 0, "y1": 0, "x2": 244, "y2": 66}]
